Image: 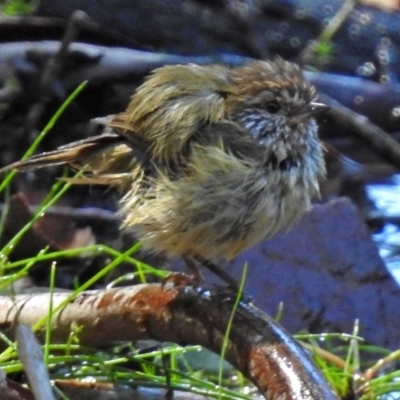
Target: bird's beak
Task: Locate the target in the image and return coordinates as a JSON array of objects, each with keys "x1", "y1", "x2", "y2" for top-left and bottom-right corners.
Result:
[{"x1": 289, "y1": 102, "x2": 330, "y2": 126}]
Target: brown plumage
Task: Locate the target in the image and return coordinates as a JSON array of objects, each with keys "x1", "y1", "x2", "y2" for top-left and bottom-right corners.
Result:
[{"x1": 1, "y1": 58, "x2": 327, "y2": 272}]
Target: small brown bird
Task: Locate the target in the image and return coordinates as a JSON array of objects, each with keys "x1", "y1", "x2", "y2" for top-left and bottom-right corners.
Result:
[{"x1": 2, "y1": 58, "x2": 327, "y2": 284}]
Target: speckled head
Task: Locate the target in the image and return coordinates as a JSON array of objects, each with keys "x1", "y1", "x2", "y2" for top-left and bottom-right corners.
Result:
[{"x1": 224, "y1": 58, "x2": 322, "y2": 145}]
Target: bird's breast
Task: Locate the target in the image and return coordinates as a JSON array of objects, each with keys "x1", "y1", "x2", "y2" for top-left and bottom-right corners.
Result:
[
  {"x1": 219, "y1": 165, "x2": 316, "y2": 259},
  {"x1": 120, "y1": 146, "x2": 322, "y2": 261}
]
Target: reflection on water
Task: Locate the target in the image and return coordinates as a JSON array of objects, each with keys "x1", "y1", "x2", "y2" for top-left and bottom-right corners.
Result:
[
  {"x1": 367, "y1": 175, "x2": 400, "y2": 217},
  {"x1": 367, "y1": 175, "x2": 400, "y2": 284}
]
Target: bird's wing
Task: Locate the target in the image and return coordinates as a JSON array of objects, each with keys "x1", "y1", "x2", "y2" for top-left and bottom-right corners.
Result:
[
  {"x1": 0, "y1": 131, "x2": 152, "y2": 188},
  {"x1": 105, "y1": 64, "x2": 231, "y2": 162}
]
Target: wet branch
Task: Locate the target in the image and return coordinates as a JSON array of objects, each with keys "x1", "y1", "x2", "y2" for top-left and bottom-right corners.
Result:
[{"x1": 0, "y1": 284, "x2": 338, "y2": 400}]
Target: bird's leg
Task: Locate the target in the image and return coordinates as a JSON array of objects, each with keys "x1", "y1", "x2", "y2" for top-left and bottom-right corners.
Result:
[
  {"x1": 192, "y1": 254, "x2": 240, "y2": 292},
  {"x1": 162, "y1": 254, "x2": 240, "y2": 292},
  {"x1": 183, "y1": 256, "x2": 204, "y2": 283}
]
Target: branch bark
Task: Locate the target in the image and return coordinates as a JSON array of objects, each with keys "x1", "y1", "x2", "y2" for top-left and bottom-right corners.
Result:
[{"x1": 0, "y1": 284, "x2": 338, "y2": 400}]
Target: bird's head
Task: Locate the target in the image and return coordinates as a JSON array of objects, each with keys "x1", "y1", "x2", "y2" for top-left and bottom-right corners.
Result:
[{"x1": 224, "y1": 58, "x2": 328, "y2": 147}]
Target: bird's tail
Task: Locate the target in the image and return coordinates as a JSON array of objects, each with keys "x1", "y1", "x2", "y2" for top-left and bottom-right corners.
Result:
[{"x1": 0, "y1": 132, "x2": 149, "y2": 188}]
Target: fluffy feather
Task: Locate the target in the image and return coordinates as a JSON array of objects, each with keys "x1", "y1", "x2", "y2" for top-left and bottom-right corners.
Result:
[{"x1": 1, "y1": 59, "x2": 326, "y2": 261}]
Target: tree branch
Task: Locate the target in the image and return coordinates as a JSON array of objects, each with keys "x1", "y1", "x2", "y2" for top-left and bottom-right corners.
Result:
[{"x1": 0, "y1": 284, "x2": 338, "y2": 400}]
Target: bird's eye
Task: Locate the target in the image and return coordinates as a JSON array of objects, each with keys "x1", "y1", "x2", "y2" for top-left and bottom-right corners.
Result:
[{"x1": 265, "y1": 101, "x2": 280, "y2": 114}]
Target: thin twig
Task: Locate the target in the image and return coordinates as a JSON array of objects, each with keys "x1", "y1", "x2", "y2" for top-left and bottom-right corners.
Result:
[
  {"x1": 321, "y1": 93, "x2": 400, "y2": 169},
  {"x1": 299, "y1": 0, "x2": 358, "y2": 64},
  {"x1": 16, "y1": 324, "x2": 55, "y2": 400},
  {"x1": 24, "y1": 11, "x2": 89, "y2": 139}
]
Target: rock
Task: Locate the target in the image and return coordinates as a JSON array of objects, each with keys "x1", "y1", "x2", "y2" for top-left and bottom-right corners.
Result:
[{"x1": 226, "y1": 197, "x2": 400, "y2": 349}]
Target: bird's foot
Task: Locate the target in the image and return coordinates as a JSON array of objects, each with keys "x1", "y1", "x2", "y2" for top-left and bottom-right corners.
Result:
[{"x1": 161, "y1": 271, "x2": 202, "y2": 291}]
